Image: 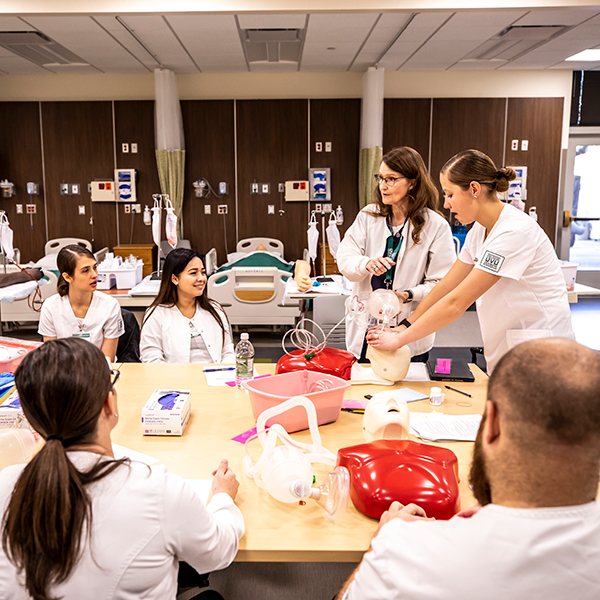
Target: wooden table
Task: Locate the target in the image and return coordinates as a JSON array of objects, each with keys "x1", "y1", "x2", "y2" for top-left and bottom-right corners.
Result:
[{"x1": 112, "y1": 363, "x2": 488, "y2": 563}]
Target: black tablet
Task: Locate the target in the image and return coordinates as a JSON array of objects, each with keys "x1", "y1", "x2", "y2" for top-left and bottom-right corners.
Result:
[{"x1": 426, "y1": 358, "x2": 475, "y2": 382}]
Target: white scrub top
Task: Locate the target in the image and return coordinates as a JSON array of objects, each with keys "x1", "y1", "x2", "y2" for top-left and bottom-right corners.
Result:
[{"x1": 459, "y1": 204, "x2": 574, "y2": 371}]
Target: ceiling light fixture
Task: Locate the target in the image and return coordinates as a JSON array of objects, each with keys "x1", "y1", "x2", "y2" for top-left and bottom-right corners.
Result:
[{"x1": 566, "y1": 49, "x2": 600, "y2": 61}]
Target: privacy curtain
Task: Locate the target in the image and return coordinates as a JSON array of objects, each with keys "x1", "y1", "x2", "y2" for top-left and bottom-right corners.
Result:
[
  {"x1": 154, "y1": 68, "x2": 185, "y2": 223},
  {"x1": 358, "y1": 66, "x2": 384, "y2": 209}
]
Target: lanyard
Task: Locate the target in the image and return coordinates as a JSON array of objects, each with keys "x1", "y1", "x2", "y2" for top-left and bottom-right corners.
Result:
[{"x1": 383, "y1": 217, "x2": 406, "y2": 288}]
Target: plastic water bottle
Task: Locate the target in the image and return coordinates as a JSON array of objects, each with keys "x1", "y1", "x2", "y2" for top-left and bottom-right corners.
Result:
[{"x1": 235, "y1": 333, "x2": 254, "y2": 389}]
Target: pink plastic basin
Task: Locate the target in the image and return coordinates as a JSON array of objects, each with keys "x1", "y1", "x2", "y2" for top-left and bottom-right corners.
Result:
[
  {"x1": 0, "y1": 337, "x2": 42, "y2": 373},
  {"x1": 243, "y1": 370, "x2": 350, "y2": 433}
]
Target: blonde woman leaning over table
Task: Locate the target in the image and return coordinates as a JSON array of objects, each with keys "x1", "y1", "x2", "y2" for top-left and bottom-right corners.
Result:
[
  {"x1": 367, "y1": 149, "x2": 575, "y2": 372},
  {"x1": 337, "y1": 146, "x2": 455, "y2": 363},
  {"x1": 0, "y1": 338, "x2": 243, "y2": 599},
  {"x1": 140, "y1": 248, "x2": 235, "y2": 363},
  {"x1": 38, "y1": 244, "x2": 123, "y2": 362}
]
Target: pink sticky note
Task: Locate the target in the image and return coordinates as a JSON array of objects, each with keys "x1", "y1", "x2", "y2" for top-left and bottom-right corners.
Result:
[
  {"x1": 435, "y1": 358, "x2": 452, "y2": 374},
  {"x1": 231, "y1": 425, "x2": 269, "y2": 444},
  {"x1": 225, "y1": 374, "x2": 273, "y2": 387},
  {"x1": 342, "y1": 399, "x2": 369, "y2": 410}
]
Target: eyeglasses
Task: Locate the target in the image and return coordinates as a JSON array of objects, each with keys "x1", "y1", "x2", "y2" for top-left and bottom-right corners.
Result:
[
  {"x1": 374, "y1": 174, "x2": 407, "y2": 187},
  {"x1": 110, "y1": 369, "x2": 120, "y2": 388}
]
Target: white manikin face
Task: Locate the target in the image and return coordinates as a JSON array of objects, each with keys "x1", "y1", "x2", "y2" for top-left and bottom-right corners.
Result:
[
  {"x1": 362, "y1": 391, "x2": 410, "y2": 442},
  {"x1": 366, "y1": 344, "x2": 411, "y2": 382}
]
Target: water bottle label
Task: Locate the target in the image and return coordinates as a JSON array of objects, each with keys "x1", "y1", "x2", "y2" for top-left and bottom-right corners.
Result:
[{"x1": 236, "y1": 356, "x2": 253, "y2": 378}]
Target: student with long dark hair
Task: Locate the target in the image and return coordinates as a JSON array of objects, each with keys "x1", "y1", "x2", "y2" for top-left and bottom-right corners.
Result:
[
  {"x1": 141, "y1": 248, "x2": 234, "y2": 363},
  {"x1": 38, "y1": 244, "x2": 123, "y2": 361},
  {"x1": 0, "y1": 338, "x2": 243, "y2": 599}
]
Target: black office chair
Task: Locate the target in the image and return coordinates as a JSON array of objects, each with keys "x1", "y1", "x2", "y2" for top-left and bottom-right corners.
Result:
[
  {"x1": 117, "y1": 308, "x2": 141, "y2": 362},
  {"x1": 177, "y1": 562, "x2": 225, "y2": 600}
]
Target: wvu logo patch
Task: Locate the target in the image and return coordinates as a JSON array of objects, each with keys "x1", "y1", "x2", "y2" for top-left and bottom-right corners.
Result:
[{"x1": 480, "y1": 250, "x2": 505, "y2": 273}]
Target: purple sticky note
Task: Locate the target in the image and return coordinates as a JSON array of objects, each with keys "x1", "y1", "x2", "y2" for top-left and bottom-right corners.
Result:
[
  {"x1": 435, "y1": 358, "x2": 452, "y2": 374},
  {"x1": 231, "y1": 425, "x2": 270, "y2": 444}
]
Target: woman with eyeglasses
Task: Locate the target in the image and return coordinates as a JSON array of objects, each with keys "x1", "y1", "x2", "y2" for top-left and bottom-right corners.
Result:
[
  {"x1": 140, "y1": 248, "x2": 235, "y2": 363},
  {"x1": 367, "y1": 149, "x2": 575, "y2": 372},
  {"x1": 337, "y1": 146, "x2": 455, "y2": 362},
  {"x1": 0, "y1": 338, "x2": 243, "y2": 599}
]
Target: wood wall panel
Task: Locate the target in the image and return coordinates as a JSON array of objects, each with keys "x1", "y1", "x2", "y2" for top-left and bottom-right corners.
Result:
[
  {"x1": 114, "y1": 100, "x2": 160, "y2": 249},
  {"x1": 505, "y1": 97, "x2": 563, "y2": 244},
  {"x1": 309, "y1": 99, "x2": 361, "y2": 241},
  {"x1": 0, "y1": 102, "x2": 44, "y2": 262},
  {"x1": 42, "y1": 102, "x2": 115, "y2": 253},
  {"x1": 431, "y1": 98, "x2": 506, "y2": 216},
  {"x1": 383, "y1": 99, "x2": 431, "y2": 165},
  {"x1": 181, "y1": 100, "x2": 235, "y2": 261},
  {"x1": 236, "y1": 100, "x2": 308, "y2": 261}
]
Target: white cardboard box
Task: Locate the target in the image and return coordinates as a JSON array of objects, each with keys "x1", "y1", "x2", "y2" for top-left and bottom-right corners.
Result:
[
  {"x1": 0, "y1": 389, "x2": 27, "y2": 428},
  {"x1": 142, "y1": 389, "x2": 191, "y2": 436}
]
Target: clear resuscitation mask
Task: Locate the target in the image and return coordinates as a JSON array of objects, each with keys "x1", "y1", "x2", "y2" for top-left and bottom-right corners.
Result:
[
  {"x1": 367, "y1": 288, "x2": 401, "y2": 329},
  {"x1": 243, "y1": 395, "x2": 350, "y2": 521},
  {"x1": 165, "y1": 197, "x2": 178, "y2": 249},
  {"x1": 325, "y1": 212, "x2": 341, "y2": 259},
  {"x1": 307, "y1": 212, "x2": 319, "y2": 262},
  {"x1": 345, "y1": 294, "x2": 370, "y2": 330}
]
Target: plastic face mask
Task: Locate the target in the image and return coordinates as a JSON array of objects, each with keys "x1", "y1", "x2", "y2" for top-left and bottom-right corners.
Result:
[
  {"x1": 362, "y1": 390, "x2": 410, "y2": 442},
  {"x1": 337, "y1": 439, "x2": 461, "y2": 520},
  {"x1": 325, "y1": 213, "x2": 341, "y2": 258},
  {"x1": 243, "y1": 395, "x2": 350, "y2": 521},
  {"x1": 307, "y1": 214, "x2": 319, "y2": 261}
]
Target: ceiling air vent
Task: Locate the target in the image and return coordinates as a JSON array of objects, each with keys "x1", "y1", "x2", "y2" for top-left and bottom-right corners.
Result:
[
  {"x1": 242, "y1": 28, "x2": 304, "y2": 64},
  {"x1": 0, "y1": 31, "x2": 89, "y2": 67}
]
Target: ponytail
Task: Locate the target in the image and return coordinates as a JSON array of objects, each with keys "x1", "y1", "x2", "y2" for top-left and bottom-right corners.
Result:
[{"x1": 1, "y1": 338, "x2": 128, "y2": 600}]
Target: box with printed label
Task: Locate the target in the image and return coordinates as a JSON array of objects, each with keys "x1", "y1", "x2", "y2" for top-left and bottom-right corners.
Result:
[
  {"x1": 0, "y1": 389, "x2": 28, "y2": 429},
  {"x1": 142, "y1": 389, "x2": 191, "y2": 436}
]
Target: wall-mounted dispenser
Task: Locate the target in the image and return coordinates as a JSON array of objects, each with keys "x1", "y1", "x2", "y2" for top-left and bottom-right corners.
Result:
[
  {"x1": 91, "y1": 180, "x2": 116, "y2": 202},
  {"x1": 0, "y1": 180, "x2": 15, "y2": 198},
  {"x1": 114, "y1": 169, "x2": 136, "y2": 203}
]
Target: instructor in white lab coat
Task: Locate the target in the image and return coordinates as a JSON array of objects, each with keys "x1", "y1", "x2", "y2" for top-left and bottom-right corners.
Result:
[
  {"x1": 367, "y1": 149, "x2": 575, "y2": 372},
  {"x1": 337, "y1": 146, "x2": 455, "y2": 362}
]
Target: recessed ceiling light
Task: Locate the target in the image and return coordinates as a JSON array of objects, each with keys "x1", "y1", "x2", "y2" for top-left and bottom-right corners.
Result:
[
  {"x1": 566, "y1": 49, "x2": 600, "y2": 61},
  {"x1": 327, "y1": 47, "x2": 336, "y2": 50}
]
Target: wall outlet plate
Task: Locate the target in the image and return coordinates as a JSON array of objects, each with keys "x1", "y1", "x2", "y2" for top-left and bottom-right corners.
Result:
[
  {"x1": 261, "y1": 183, "x2": 270, "y2": 194},
  {"x1": 204, "y1": 204, "x2": 211, "y2": 214},
  {"x1": 251, "y1": 183, "x2": 259, "y2": 194},
  {"x1": 132, "y1": 204, "x2": 141, "y2": 213},
  {"x1": 315, "y1": 142, "x2": 322, "y2": 152},
  {"x1": 131, "y1": 143, "x2": 138, "y2": 153},
  {"x1": 218, "y1": 204, "x2": 228, "y2": 214},
  {"x1": 325, "y1": 142, "x2": 332, "y2": 152},
  {"x1": 278, "y1": 182, "x2": 285, "y2": 193},
  {"x1": 26, "y1": 204, "x2": 36, "y2": 214},
  {"x1": 16, "y1": 204, "x2": 23, "y2": 214},
  {"x1": 511, "y1": 139, "x2": 518, "y2": 151},
  {"x1": 268, "y1": 205, "x2": 275, "y2": 214},
  {"x1": 78, "y1": 205, "x2": 85, "y2": 215},
  {"x1": 124, "y1": 204, "x2": 131, "y2": 213},
  {"x1": 70, "y1": 183, "x2": 80, "y2": 195},
  {"x1": 521, "y1": 140, "x2": 529, "y2": 151},
  {"x1": 122, "y1": 143, "x2": 129, "y2": 153},
  {"x1": 60, "y1": 183, "x2": 69, "y2": 195}
]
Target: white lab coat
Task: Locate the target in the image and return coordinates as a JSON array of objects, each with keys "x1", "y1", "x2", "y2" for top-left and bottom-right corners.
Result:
[
  {"x1": 0, "y1": 452, "x2": 244, "y2": 600},
  {"x1": 337, "y1": 205, "x2": 455, "y2": 358},
  {"x1": 141, "y1": 303, "x2": 235, "y2": 363}
]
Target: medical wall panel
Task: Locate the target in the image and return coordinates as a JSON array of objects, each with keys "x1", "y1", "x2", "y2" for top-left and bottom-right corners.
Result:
[
  {"x1": 181, "y1": 100, "x2": 236, "y2": 262},
  {"x1": 42, "y1": 101, "x2": 116, "y2": 253},
  {"x1": 114, "y1": 100, "x2": 160, "y2": 249},
  {"x1": 430, "y1": 98, "x2": 506, "y2": 217},
  {"x1": 0, "y1": 102, "x2": 45, "y2": 262},
  {"x1": 309, "y1": 99, "x2": 361, "y2": 243},
  {"x1": 383, "y1": 99, "x2": 431, "y2": 168},
  {"x1": 236, "y1": 99, "x2": 308, "y2": 262},
  {"x1": 505, "y1": 97, "x2": 563, "y2": 245}
]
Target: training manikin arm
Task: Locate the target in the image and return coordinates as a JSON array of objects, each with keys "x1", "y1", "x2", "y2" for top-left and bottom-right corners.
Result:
[{"x1": 294, "y1": 260, "x2": 312, "y2": 292}]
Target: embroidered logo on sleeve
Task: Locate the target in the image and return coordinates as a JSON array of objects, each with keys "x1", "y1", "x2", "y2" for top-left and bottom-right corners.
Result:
[{"x1": 479, "y1": 250, "x2": 505, "y2": 272}]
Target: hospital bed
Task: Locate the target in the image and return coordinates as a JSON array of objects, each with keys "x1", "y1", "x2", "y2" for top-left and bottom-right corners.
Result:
[{"x1": 206, "y1": 238, "x2": 301, "y2": 326}]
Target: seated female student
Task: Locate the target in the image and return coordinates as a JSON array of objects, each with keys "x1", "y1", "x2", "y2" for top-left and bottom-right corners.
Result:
[
  {"x1": 0, "y1": 338, "x2": 244, "y2": 598},
  {"x1": 141, "y1": 248, "x2": 235, "y2": 363},
  {"x1": 38, "y1": 245, "x2": 123, "y2": 362}
]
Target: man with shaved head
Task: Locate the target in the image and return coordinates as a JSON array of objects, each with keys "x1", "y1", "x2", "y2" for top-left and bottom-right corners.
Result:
[{"x1": 338, "y1": 338, "x2": 600, "y2": 600}]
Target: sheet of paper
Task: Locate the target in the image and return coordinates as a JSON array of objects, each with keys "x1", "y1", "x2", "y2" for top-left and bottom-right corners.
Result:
[
  {"x1": 402, "y1": 363, "x2": 431, "y2": 382},
  {"x1": 204, "y1": 366, "x2": 260, "y2": 386},
  {"x1": 409, "y1": 413, "x2": 482, "y2": 442},
  {"x1": 184, "y1": 479, "x2": 212, "y2": 505},
  {"x1": 396, "y1": 388, "x2": 429, "y2": 402},
  {"x1": 111, "y1": 443, "x2": 160, "y2": 466}
]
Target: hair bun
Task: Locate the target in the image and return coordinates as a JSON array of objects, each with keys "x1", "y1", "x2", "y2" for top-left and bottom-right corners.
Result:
[{"x1": 497, "y1": 167, "x2": 517, "y2": 181}]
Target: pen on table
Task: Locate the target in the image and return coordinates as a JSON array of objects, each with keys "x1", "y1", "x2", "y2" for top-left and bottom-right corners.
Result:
[
  {"x1": 445, "y1": 385, "x2": 472, "y2": 398},
  {"x1": 203, "y1": 367, "x2": 236, "y2": 372}
]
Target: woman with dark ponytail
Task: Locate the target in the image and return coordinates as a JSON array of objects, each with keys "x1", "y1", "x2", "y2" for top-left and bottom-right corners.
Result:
[
  {"x1": 367, "y1": 149, "x2": 574, "y2": 372},
  {"x1": 38, "y1": 244, "x2": 123, "y2": 361},
  {"x1": 0, "y1": 338, "x2": 243, "y2": 599}
]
